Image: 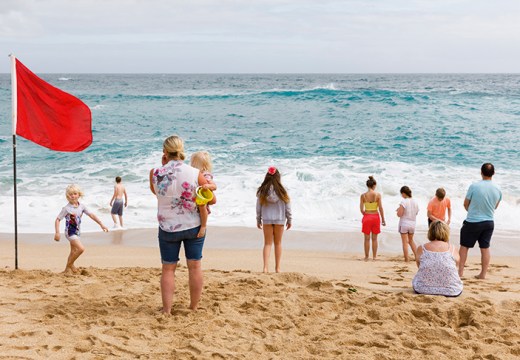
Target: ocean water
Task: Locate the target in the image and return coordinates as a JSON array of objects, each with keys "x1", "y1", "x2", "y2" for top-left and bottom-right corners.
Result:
[{"x1": 0, "y1": 74, "x2": 519, "y2": 239}]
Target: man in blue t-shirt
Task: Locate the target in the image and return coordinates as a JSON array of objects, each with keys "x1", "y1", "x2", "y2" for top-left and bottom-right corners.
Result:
[{"x1": 459, "y1": 163, "x2": 502, "y2": 280}]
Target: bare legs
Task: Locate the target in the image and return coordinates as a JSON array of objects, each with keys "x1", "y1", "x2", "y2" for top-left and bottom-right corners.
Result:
[
  {"x1": 458, "y1": 246, "x2": 469, "y2": 277},
  {"x1": 363, "y1": 234, "x2": 370, "y2": 260},
  {"x1": 262, "y1": 224, "x2": 284, "y2": 273},
  {"x1": 478, "y1": 248, "x2": 491, "y2": 279},
  {"x1": 64, "y1": 239, "x2": 84, "y2": 274},
  {"x1": 160, "y1": 263, "x2": 177, "y2": 314},
  {"x1": 111, "y1": 214, "x2": 124, "y2": 228},
  {"x1": 459, "y1": 246, "x2": 491, "y2": 279},
  {"x1": 363, "y1": 233, "x2": 378, "y2": 261},
  {"x1": 160, "y1": 260, "x2": 203, "y2": 314},
  {"x1": 400, "y1": 233, "x2": 417, "y2": 262},
  {"x1": 187, "y1": 260, "x2": 203, "y2": 309}
]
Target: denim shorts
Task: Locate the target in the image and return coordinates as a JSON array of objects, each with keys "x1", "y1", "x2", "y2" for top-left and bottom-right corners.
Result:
[{"x1": 158, "y1": 226, "x2": 205, "y2": 264}]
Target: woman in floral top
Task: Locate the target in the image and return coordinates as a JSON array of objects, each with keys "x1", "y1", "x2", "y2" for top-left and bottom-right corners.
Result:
[
  {"x1": 412, "y1": 221, "x2": 463, "y2": 297},
  {"x1": 149, "y1": 135, "x2": 215, "y2": 313}
]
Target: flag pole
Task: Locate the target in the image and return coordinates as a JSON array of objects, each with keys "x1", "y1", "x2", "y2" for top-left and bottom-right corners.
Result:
[{"x1": 10, "y1": 54, "x2": 18, "y2": 270}]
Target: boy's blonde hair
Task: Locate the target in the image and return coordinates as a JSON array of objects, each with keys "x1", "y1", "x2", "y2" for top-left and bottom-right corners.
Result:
[
  {"x1": 190, "y1": 151, "x2": 213, "y2": 173},
  {"x1": 427, "y1": 221, "x2": 450, "y2": 242},
  {"x1": 163, "y1": 135, "x2": 186, "y2": 161},
  {"x1": 65, "y1": 184, "x2": 84, "y2": 202}
]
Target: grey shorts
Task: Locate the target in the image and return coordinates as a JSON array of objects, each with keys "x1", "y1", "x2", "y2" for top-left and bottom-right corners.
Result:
[{"x1": 111, "y1": 199, "x2": 124, "y2": 216}]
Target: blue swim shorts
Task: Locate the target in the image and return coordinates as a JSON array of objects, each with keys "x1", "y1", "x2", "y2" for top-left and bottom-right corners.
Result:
[
  {"x1": 460, "y1": 220, "x2": 494, "y2": 249},
  {"x1": 158, "y1": 226, "x2": 205, "y2": 264}
]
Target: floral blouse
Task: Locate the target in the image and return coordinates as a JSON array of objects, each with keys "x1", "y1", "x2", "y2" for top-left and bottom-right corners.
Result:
[{"x1": 152, "y1": 160, "x2": 201, "y2": 232}]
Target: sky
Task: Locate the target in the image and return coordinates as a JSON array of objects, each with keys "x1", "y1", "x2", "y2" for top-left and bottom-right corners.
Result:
[{"x1": 1, "y1": 0, "x2": 520, "y2": 73}]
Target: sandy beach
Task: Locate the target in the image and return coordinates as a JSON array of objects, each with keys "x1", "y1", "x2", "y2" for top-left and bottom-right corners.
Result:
[{"x1": 1, "y1": 227, "x2": 519, "y2": 359}]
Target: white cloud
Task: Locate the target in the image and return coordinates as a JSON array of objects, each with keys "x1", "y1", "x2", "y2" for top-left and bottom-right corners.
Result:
[{"x1": 1, "y1": 0, "x2": 520, "y2": 72}]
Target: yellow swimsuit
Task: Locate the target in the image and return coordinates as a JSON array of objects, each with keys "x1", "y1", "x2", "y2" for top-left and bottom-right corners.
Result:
[{"x1": 364, "y1": 201, "x2": 378, "y2": 211}]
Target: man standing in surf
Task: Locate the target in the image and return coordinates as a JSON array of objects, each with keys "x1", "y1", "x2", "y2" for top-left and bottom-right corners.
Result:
[{"x1": 459, "y1": 163, "x2": 502, "y2": 280}]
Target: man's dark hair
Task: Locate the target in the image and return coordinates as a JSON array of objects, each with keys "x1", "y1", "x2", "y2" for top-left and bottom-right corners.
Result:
[
  {"x1": 115, "y1": 176, "x2": 122, "y2": 183},
  {"x1": 481, "y1": 163, "x2": 495, "y2": 177}
]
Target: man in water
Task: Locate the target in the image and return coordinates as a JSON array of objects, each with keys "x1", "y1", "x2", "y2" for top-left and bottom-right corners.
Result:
[{"x1": 459, "y1": 163, "x2": 502, "y2": 279}]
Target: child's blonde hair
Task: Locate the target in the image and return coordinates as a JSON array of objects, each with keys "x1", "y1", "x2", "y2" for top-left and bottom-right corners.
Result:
[
  {"x1": 190, "y1": 151, "x2": 213, "y2": 173},
  {"x1": 65, "y1": 184, "x2": 84, "y2": 202}
]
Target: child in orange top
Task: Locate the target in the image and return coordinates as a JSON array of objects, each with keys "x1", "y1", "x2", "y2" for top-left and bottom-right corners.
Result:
[{"x1": 427, "y1": 188, "x2": 452, "y2": 226}]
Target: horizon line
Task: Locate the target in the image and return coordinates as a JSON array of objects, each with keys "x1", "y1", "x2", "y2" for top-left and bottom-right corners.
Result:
[{"x1": 1, "y1": 72, "x2": 520, "y2": 75}]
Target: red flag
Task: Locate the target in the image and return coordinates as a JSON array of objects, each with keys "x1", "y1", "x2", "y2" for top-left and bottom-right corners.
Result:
[{"x1": 15, "y1": 59, "x2": 92, "y2": 152}]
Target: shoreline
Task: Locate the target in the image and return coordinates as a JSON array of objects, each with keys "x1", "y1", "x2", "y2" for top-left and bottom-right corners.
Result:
[{"x1": 1, "y1": 225, "x2": 518, "y2": 255}]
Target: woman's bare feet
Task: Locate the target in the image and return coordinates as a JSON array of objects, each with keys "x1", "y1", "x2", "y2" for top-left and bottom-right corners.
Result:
[{"x1": 62, "y1": 265, "x2": 80, "y2": 274}]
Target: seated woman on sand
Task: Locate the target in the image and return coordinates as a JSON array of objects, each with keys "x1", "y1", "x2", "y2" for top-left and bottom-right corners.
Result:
[{"x1": 412, "y1": 221, "x2": 463, "y2": 297}]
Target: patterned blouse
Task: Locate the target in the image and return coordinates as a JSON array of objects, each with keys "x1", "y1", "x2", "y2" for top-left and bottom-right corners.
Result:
[
  {"x1": 152, "y1": 160, "x2": 201, "y2": 232},
  {"x1": 412, "y1": 244, "x2": 463, "y2": 297}
]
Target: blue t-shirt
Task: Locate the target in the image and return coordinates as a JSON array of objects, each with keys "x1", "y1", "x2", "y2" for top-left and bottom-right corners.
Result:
[{"x1": 465, "y1": 180, "x2": 502, "y2": 222}]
